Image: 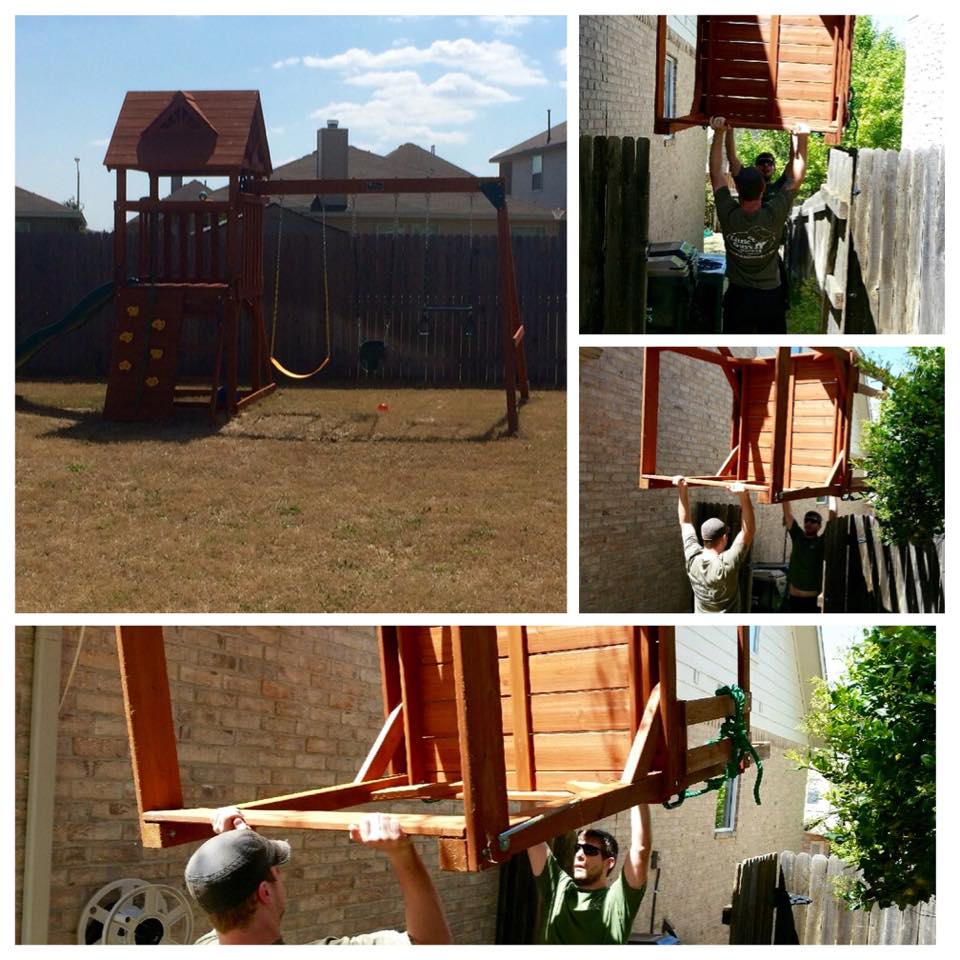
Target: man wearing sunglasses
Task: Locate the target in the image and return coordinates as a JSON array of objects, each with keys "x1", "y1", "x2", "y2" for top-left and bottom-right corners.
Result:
[
  {"x1": 708, "y1": 117, "x2": 809, "y2": 334},
  {"x1": 780, "y1": 501, "x2": 826, "y2": 612},
  {"x1": 527, "y1": 804, "x2": 652, "y2": 943},
  {"x1": 725, "y1": 130, "x2": 790, "y2": 206}
]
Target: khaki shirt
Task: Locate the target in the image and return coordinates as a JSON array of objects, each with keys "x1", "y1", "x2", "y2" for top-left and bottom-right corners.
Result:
[{"x1": 683, "y1": 530, "x2": 748, "y2": 613}]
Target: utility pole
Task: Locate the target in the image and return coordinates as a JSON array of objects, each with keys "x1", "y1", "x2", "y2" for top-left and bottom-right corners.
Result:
[{"x1": 74, "y1": 156, "x2": 80, "y2": 209}]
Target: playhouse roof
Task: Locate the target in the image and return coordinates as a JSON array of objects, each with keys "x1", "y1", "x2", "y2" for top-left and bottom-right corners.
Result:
[{"x1": 104, "y1": 90, "x2": 272, "y2": 176}]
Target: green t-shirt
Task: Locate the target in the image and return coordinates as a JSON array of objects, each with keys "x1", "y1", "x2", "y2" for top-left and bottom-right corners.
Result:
[
  {"x1": 534, "y1": 849, "x2": 646, "y2": 944},
  {"x1": 683, "y1": 530, "x2": 748, "y2": 613},
  {"x1": 714, "y1": 185, "x2": 795, "y2": 289},
  {"x1": 194, "y1": 929, "x2": 410, "y2": 945},
  {"x1": 787, "y1": 520, "x2": 825, "y2": 592}
]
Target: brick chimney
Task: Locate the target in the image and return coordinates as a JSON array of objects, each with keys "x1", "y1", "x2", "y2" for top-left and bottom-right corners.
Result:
[{"x1": 317, "y1": 120, "x2": 348, "y2": 211}]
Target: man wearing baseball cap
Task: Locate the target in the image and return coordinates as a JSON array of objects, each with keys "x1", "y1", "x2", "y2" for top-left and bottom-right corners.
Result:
[
  {"x1": 673, "y1": 477, "x2": 755, "y2": 613},
  {"x1": 185, "y1": 807, "x2": 452, "y2": 945},
  {"x1": 780, "y1": 500, "x2": 827, "y2": 612},
  {"x1": 708, "y1": 116, "x2": 809, "y2": 334}
]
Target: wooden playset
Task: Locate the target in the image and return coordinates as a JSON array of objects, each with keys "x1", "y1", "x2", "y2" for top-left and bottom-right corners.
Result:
[
  {"x1": 638, "y1": 347, "x2": 873, "y2": 504},
  {"x1": 102, "y1": 90, "x2": 528, "y2": 432},
  {"x1": 116, "y1": 625, "x2": 767, "y2": 871},
  {"x1": 655, "y1": 15, "x2": 855, "y2": 144}
]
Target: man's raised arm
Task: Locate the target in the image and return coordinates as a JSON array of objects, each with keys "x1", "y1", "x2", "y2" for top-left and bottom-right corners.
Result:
[
  {"x1": 725, "y1": 125, "x2": 742, "y2": 177},
  {"x1": 729, "y1": 482, "x2": 756, "y2": 549},
  {"x1": 781, "y1": 500, "x2": 794, "y2": 528},
  {"x1": 787, "y1": 123, "x2": 810, "y2": 190},
  {"x1": 709, "y1": 117, "x2": 729, "y2": 192},
  {"x1": 350, "y1": 815, "x2": 453, "y2": 945},
  {"x1": 623, "y1": 804, "x2": 652, "y2": 890}
]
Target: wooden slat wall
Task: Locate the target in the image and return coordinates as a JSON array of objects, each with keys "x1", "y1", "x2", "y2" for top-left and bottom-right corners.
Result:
[
  {"x1": 786, "y1": 354, "x2": 840, "y2": 487},
  {"x1": 403, "y1": 627, "x2": 638, "y2": 790},
  {"x1": 741, "y1": 364, "x2": 776, "y2": 482},
  {"x1": 698, "y1": 16, "x2": 846, "y2": 133}
]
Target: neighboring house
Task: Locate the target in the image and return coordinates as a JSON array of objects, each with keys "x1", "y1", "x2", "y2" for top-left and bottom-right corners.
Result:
[
  {"x1": 489, "y1": 118, "x2": 566, "y2": 214},
  {"x1": 213, "y1": 125, "x2": 561, "y2": 238},
  {"x1": 902, "y1": 18, "x2": 944, "y2": 150},
  {"x1": 580, "y1": 348, "x2": 872, "y2": 612},
  {"x1": 588, "y1": 624, "x2": 825, "y2": 943},
  {"x1": 15, "y1": 187, "x2": 86, "y2": 233},
  {"x1": 580, "y1": 16, "x2": 705, "y2": 248}
]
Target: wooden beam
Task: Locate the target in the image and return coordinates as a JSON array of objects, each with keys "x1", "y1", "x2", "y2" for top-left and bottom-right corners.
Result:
[
  {"x1": 492, "y1": 775, "x2": 667, "y2": 861},
  {"x1": 452, "y1": 626, "x2": 509, "y2": 870},
  {"x1": 238, "y1": 776, "x2": 407, "y2": 812},
  {"x1": 620, "y1": 684, "x2": 663, "y2": 784},
  {"x1": 769, "y1": 347, "x2": 791, "y2": 498},
  {"x1": 639, "y1": 347, "x2": 661, "y2": 481},
  {"x1": 396, "y1": 628, "x2": 426, "y2": 784},
  {"x1": 685, "y1": 693, "x2": 751, "y2": 726},
  {"x1": 657, "y1": 626, "x2": 682, "y2": 796},
  {"x1": 116, "y1": 626, "x2": 210, "y2": 848},
  {"x1": 507, "y1": 627, "x2": 536, "y2": 790},
  {"x1": 737, "y1": 626, "x2": 751, "y2": 741},
  {"x1": 654, "y1": 17, "x2": 668, "y2": 131},
  {"x1": 355, "y1": 703, "x2": 405, "y2": 782},
  {"x1": 716, "y1": 446, "x2": 741, "y2": 477},
  {"x1": 252, "y1": 177, "x2": 502, "y2": 198},
  {"x1": 144, "y1": 807, "x2": 474, "y2": 837}
]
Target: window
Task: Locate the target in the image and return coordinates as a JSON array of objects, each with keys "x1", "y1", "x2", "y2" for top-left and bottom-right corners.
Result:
[
  {"x1": 750, "y1": 626, "x2": 760, "y2": 653},
  {"x1": 664, "y1": 55, "x2": 678, "y2": 119},
  {"x1": 531, "y1": 153, "x2": 543, "y2": 192},
  {"x1": 715, "y1": 775, "x2": 739, "y2": 832}
]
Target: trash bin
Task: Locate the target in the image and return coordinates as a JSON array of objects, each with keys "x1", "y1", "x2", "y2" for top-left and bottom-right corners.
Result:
[
  {"x1": 645, "y1": 255, "x2": 695, "y2": 333},
  {"x1": 693, "y1": 253, "x2": 726, "y2": 333}
]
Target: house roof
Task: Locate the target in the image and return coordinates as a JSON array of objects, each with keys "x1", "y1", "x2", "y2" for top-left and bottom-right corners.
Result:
[
  {"x1": 15, "y1": 186, "x2": 85, "y2": 222},
  {"x1": 219, "y1": 141, "x2": 557, "y2": 223},
  {"x1": 104, "y1": 90, "x2": 272, "y2": 176},
  {"x1": 489, "y1": 121, "x2": 567, "y2": 163}
]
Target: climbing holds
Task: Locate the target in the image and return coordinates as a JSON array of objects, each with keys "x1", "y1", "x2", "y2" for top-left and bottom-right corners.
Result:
[
  {"x1": 126, "y1": 306, "x2": 140, "y2": 318},
  {"x1": 151, "y1": 319, "x2": 166, "y2": 331},
  {"x1": 150, "y1": 349, "x2": 163, "y2": 360},
  {"x1": 119, "y1": 331, "x2": 134, "y2": 343},
  {"x1": 145, "y1": 376, "x2": 159, "y2": 388},
  {"x1": 118, "y1": 360, "x2": 132, "y2": 371}
]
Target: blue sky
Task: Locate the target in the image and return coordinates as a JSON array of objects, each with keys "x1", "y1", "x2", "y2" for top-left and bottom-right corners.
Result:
[{"x1": 15, "y1": 15, "x2": 567, "y2": 232}]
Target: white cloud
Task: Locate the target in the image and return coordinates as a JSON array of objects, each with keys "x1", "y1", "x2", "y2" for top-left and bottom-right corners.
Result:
[
  {"x1": 273, "y1": 56, "x2": 300, "y2": 69},
  {"x1": 556, "y1": 47, "x2": 567, "y2": 67},
  {"x1": 479, "y1": 16, "x2": 533, "y2": 37},
  {"x1": 310, "y1": 69, "x2": 515, "y2": 152},
  {"x1": 302, "y1": 38, "x2": 546, "y2": 87},
  {"x1": 91, "y1": 137, "x2": 110, "y2": 147}
]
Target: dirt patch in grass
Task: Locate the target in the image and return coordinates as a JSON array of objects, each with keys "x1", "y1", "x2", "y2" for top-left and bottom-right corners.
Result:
[{"x1": 16, "y1": 383, "x2": 566, "y2": 613}]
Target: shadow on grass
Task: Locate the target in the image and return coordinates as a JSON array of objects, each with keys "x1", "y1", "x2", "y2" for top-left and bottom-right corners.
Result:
[{"x1": 16, "y1": 392, "x2": 521, "y2": 445}]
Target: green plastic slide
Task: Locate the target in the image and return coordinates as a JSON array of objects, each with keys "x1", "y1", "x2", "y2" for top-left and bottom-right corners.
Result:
[{"x1": 16, "y1": 280, "x2": 115, "y2": 370}]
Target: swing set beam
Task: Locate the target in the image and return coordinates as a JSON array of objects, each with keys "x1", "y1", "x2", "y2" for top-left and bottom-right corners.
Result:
[{"x1": 254, "y1": 176, "x2": 528, "y2": 434}]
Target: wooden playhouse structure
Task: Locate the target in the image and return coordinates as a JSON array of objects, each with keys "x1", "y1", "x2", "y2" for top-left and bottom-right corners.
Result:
[
  {"x1": 116, "y1": 625, "x2": 767, "y2": 871},
  {"x1": 638, "y1": 347, "x2": 873, "y2": 504},
  {"x1": 102, "y1": 90, "x2": 528, "y2": 431},
  {"x1": 655, "y1": 15, "x2": 855, "y2": 144}
]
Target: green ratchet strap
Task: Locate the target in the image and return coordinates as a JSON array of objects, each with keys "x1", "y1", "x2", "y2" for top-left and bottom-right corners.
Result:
[{"x1": 663, "y1": 684, "x2": 763, "y2": 810}]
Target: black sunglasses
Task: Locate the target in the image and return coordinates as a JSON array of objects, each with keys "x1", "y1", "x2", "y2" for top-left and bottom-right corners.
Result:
[
  {"x1": 576, "y1": 842, "x2": 604, "y2": 858},
  {"x1": 804, "y1": 516, "x2": 822, "y2": 524}
]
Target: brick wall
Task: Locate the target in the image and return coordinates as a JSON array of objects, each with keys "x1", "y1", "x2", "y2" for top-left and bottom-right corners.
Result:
[
  {"x1": 15, "y1": 626, "x2": 498, "y2": 945},
  {"x1": 902, "y1": 18, "x2": 944, "y2": 150},
  {"x1": 590, "y1": 727, "x2": 808, "y2": 944},
  {"x1": 580, "y1": 348, "x2": 755, "y2": 612},
  {"x1": 579, "y1": 15, "x2": 706, "y2": 248}
]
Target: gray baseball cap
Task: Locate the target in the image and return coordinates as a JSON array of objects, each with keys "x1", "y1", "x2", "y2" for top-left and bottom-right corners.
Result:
[
  {"x1": 701, "y1": 518, "x2": 728, "y2": 543},
  {"x1": 185, "y1": 830, "x2": 291, "y2": 914}
]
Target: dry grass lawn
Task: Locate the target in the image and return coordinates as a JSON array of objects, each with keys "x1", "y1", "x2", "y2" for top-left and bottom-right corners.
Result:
[{"x1": 16, "y1": 382, "x2": 566, "y2": 612}]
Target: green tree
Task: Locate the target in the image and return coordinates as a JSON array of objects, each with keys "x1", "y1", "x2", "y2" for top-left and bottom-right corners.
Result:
[
  {"x1": 732, "y1": 15, "x2": 904, "y2": 199},
  {"x1": 793, "y1": 626, "x2": 935, "y2": 910},
  {"x1": 857, "y1": 347, "x2": 944, "y2": 544}
]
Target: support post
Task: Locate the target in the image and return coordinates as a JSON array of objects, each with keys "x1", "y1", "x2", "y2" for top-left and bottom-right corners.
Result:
[
  {"x1": 496, "y1": 205, "x2": 521, "y2": 435},
  {"x1": 737, "y1": 626, "x2": 751, "y2": 742},
  {"x1": 115, "y1": 626, "x2": 211, "y2": 848},
  {"x1": 451, "y1": 626, "x2": 509, "y2": 870},
  {"x1": 638, "y1": 347, "x2": 660, "y2": 484}
]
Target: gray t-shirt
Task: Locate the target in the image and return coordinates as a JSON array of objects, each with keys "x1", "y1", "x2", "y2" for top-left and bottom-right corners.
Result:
[
  {"x1": 714, "y1": 185, "x2": 795, "y2": 290},
  {"x1": 683, "y1": 529, "x2": 748, "y2": 613}
]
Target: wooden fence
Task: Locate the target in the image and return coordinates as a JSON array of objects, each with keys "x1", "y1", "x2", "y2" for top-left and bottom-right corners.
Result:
[
  {"x1": 788, "y1": 144, "x2": 944, "y2": 334},
  {"x1": 15, "y1": 214, "x2": 566, "y2": 387},
  {"x1": 728, "y1": 850, "x2": 935, "y2": 945},
  {"x1": 822, "y1": 513, "x2": 943, "y2": 613},
  {"x1": 580, "y1": 134, "x2": 650, "y2": 333}
]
